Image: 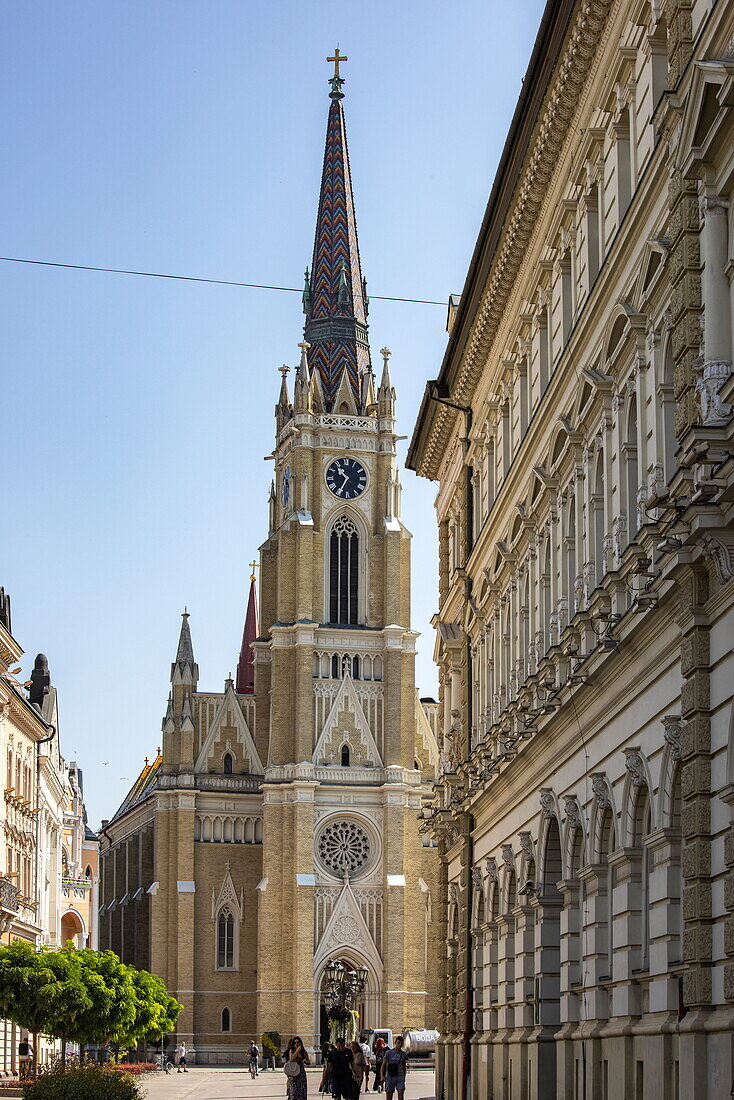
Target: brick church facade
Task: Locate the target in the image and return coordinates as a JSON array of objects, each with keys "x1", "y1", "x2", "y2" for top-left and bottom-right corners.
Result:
[{"x1": 99, "y1": 61, "x2": 441, "y2": 1062}]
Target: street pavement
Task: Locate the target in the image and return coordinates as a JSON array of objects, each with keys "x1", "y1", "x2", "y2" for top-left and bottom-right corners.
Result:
[{"x1": 141, "y1": 1066, "x2": 435, "y2": 1100}]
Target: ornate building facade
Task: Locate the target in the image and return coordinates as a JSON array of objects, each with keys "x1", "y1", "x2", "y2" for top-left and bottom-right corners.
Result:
[
  {"x1": 0, "y1": 589, "x2": 99, "y2": 1075},
  {"x1": 100, "y1": 64, "x2": 440, "y2": 1063},
  {"x1": 409, "y1": 0, "x2": 734, "y2": 1098}
]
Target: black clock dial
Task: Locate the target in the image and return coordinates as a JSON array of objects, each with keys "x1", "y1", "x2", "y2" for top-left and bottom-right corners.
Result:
[{"x1": 326, "y1": 457, "x2": 367, "y2": 500}]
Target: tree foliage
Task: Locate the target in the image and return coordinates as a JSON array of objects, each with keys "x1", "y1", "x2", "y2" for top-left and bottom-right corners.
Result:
[
  {"x1": 22, "y1": 1064, "x2": 144, "y2": 1099},
  {"x1": 0, "y1": 942, "x2": 182, "y2": 1062}
]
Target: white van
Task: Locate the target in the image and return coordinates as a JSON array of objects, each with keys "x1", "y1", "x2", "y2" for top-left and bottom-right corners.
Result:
[{"x1": 360, "y1": 1029, "x2": 393, "y2": 1067}]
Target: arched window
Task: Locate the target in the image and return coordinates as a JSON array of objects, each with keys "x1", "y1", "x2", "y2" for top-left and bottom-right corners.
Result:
[
  {"x1": 217, "y1": 908, "x2": 235, "y2": 969},
  {"x1": 221, "y1": 1007, "x2": 231, "y2": 1032},
  {"x1": 61, "y1": 848, "x2": 69, "y2": 877},
  {"x1": 223, "y1": 753, "x2": 233, "y2": 775},
  {"x1": 341, "y1": 744, "x2": 350, "y2": 767},
  {"x1": 85, "y1": 865, "x2": 92, "y2": 879},
  {"x1": 6, "y1": 749, "x2": 12, "y2": 789},
  {"x1": 329, "y1": 515, "x2": 359, "y2": 625}
]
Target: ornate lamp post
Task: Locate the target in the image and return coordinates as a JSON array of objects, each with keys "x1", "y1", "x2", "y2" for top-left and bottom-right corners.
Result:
[{"x1": 323, "y1": 958, "x2": 368, "y2": 1042}]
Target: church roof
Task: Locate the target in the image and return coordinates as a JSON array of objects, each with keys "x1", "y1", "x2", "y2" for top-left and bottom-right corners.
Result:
[
  {"x1": 110, "y1": 750, "x2": 163, "y2": 822},
  {"x1": 303, "y1": 60, "x2": 371, "y2": 411}
]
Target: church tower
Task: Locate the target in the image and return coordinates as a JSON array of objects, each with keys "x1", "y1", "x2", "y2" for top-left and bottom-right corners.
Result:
[
  {"x1": 255, "y1": 53, "x2": 439, "y2": 1047},
  {"x1": 99, "y1": 54, "x2": 439, "y2": 1064}
]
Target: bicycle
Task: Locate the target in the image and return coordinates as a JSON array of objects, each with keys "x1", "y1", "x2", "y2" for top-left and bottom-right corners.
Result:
[{"x1": 156, "y1": 1053, "x2": 174, "y2": 1074}]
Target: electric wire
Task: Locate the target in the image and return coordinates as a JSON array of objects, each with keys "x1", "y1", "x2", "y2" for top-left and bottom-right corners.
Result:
[{"x1": 0, "y1": 255, "x2": 445, "y2": 306}]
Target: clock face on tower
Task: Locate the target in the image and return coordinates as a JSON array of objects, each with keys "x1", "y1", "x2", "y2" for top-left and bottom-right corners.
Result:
[{"x1": 326, "y1": 457, "x2": 367, "y2": 500}]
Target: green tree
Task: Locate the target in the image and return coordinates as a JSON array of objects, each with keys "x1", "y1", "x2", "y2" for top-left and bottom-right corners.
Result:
[
  {"x1": 115, "y1": 966, "x2": 181, "y2": 1052},
  {"x1": 42, "y1": 947, "x2": 92, "y2": 1067},
  {"x1": 68, "y1": 951, "x2": 138, "y2": 1051},
  {"x1": 0, "y1": 941, "x2": 59, "y2": 1074}
]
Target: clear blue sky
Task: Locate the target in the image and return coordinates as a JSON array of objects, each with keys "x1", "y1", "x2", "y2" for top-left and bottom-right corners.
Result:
[{"x1": 1, "y1": 0, "x2": 545, "y2": 826}]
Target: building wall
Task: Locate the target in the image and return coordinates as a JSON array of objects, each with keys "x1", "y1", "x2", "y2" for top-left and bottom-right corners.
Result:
[{"x1": 409, "y1": 0, "x2": 734, "y2": 1097}]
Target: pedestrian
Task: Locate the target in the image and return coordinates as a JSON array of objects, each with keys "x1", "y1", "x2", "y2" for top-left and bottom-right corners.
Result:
[
  {"x1": 18, "y1": 1036, "x2": 33, "y2": 1081},
  {"x1": 285, "y1": 1036, "x2": 310, "y2": 1100},
  {"x1": 359, "y1": 1038, "x2": 372, "y2": 1091},
  {"x1": 177, "y1": 1041, "x2": 188, "y2": 1073},
  {"x1": 249, "y1": 1040, "x2": 260, "y2": 1076},
  {"x1": 349, "y1": 1041, "x2": 368, "y2": 1100},
  {"x1": 321, "y1": 1036, "x2": 353, "y2": 1100},
  {"x1": 373, "y1": 1038, "x2": 386, "y2": 1093},
  {"x1": 381, "y1": 1036, "x2": 408, "y2": 1100}
]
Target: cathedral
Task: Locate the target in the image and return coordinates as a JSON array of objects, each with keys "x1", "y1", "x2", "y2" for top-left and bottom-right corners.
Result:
[{"x1": 99, "y1": 57, "x2": 441, "y2": 1062}]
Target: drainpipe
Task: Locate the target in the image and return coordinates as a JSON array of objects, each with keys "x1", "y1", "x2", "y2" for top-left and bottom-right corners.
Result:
[{"x1": 461, "y1": 814, "x2": 475, "y2": 1100}]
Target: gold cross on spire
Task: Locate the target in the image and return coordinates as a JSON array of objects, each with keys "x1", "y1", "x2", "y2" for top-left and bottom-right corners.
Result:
[
  {"x1": 327, "y1": 47, "x2": 348, "y2": 80},
  {"x1": 327, "y1": 47, "x2": 348, "y2": 97},
  {"x1": 249, "y1": 560, "x2": 259, "y2": 582}
]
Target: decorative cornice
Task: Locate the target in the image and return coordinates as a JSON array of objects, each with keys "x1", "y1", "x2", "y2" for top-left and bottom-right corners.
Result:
[{"x1": 415, "y1": 0, "x2": 613, "y2": 479}]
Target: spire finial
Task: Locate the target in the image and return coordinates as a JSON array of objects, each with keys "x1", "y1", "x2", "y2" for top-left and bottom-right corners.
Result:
[
  {"x1": 380, "y1": 347, "x2": 391, "y2": 367},
  {"x1": 249, "y1": 560, "x2": 259, "y2": 582},
  {"x1": 278, "y1": 365, "x2": 290, "y2": 380},
  {"x1": 298, "y1": 341, "x2": 311, "y2": 373},
  {"x1": 327, "y1": 47, "x2": 348, "y2": 98}
]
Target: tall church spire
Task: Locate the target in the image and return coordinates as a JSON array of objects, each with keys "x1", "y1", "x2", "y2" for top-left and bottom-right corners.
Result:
[
  {"x1": 236, "y1": 566, "x2": 259, "y2": 695},
  {"x1": 303, "y1": 50, "x2": 371, "y2": 412}
]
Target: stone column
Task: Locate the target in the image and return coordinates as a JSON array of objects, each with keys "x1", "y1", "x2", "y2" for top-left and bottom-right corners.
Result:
[
  {"x1": 578, "y1": 864, "x2": 611, "y2": 1021},
  {"x1": 529, "y1": 893, "x2": 562, "y2": 1100},
  {"x1": 609, "y1": 846, "x2": 642, "y2": 1019},
  {"x1": 698, "y1": 194, "x2": 732, "y2": 424},
  {"x1": 645, "y1": 827, "x2": 683, "y2": 1014}
]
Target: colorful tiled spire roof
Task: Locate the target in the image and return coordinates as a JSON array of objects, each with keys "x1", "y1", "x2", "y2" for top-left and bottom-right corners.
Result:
[{"x1": 303, "y1": 53, "x2": 371, "y2": 411}]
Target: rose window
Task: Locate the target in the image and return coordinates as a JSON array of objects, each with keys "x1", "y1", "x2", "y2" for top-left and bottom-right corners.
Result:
[{"x1": 317, "y1": 821, "x2": 370, "y2": 876}]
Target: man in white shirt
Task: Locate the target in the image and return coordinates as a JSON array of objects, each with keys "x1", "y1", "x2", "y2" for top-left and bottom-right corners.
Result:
[
  {"x1": 177, "y1": 1042, "x2": 188, "y2": 1073},
  {"x1": 360, "y1": 1039, "x2": 372, "y2": 1091}
]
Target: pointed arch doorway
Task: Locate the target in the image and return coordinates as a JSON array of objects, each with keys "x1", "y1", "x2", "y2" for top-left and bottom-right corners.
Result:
[{"x1": 315, "y1": 955, "x2": 379, "y2": 1049}]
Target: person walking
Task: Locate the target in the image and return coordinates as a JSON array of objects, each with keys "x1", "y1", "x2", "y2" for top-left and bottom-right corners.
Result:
[
  {"x1": 249, "y1": 1041, "x2": 260, "y2": 1076},
  {"x1": 380, "y1": 1036, "x2": 408, "y2": 1100},
  {"x1": 349, "y1": 1041, "x2": 368, "y2": 1100},
  {"x1": 286, "y1": 1036, "x2": 310, "y2": 1100},
  {"x1": 177, "y1": 1041, "x2": 188, "y2": 1073},
  {"x1": 358, "y1": 1038, "x2": 371, "y2": 1092},
  {"x1": 321, "y1": 1036, "x2": 353, "y2": 1100},
  {"x1": 372, "y1": 1038, "x2": 386, "y2": 1093}
]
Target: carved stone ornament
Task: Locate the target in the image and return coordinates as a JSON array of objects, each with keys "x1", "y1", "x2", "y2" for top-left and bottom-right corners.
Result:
[
  {"x1": 448, "y1": 883, "x2": 459, "y2": 905},
  {"x1": 501, "y1": 844, "x2": 515, "y2": 870},
  {"x1": 563, "y1": 796, "x2": 582, "y2": 831},
  {"x1": 662, "y1": 715, "x2": 683, "y2": 761},
  {"x1": 485, "y1": 857, "x2": 498, "y2": 883},
  {"x1": 539, "y1": 789, "x2": 555, "y2": 819},
  {"x1": 700, "y1": 533, "x2": 734, "y2": 584},
  {"x1": 624, "y1": 747, "x2": 646, "y2": 787},
  {"x1": 471, "y1": 866, "x2": 484, "y2": 891},
  {"x1": 591, "y1": 773, "x2": 610, "y2": 810},
  {"x1": 695, "y1": 359, "x2": 732, "y2": 425},
  {"x1": 519, "y1": 831, "x2": 534, "y2": 860}
]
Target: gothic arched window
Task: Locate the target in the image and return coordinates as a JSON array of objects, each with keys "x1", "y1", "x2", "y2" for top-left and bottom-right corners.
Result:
[
  {"x1": 329, "y1": 515, "x2": 359, "y2": 625},
  {"x1": 217, "y1": 907, "x2": 235, "y2": 969},
  {"x1": 223, "y1": 752, "x2": 233, "y2": 775},
  {"x1": 341, "y1": 744, "x2": 350, "y2": 767},
  {"x1": 221, "y1": 1007, "x2": 231, "y2": 1032}
]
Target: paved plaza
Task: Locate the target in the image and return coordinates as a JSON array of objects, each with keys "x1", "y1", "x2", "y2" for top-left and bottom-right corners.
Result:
[{"x1": 141, "y1": 1067, "x2": 435, "y2": 1100}]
